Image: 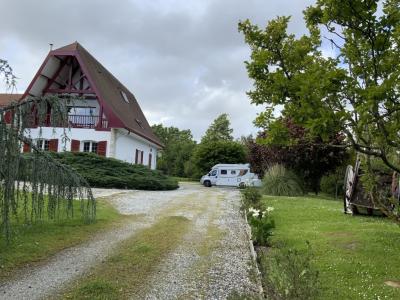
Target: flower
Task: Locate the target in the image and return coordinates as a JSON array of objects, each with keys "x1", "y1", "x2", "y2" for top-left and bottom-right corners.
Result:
[
  {"x1": 248, "y1": 207, "x2": 260, "y2": 217},
  {"x1": 262, "y1": 206, "x2": 274, "y2": 218},
  {"x1": 266, "y1": 206, "x2": 274, "y2": 212}
]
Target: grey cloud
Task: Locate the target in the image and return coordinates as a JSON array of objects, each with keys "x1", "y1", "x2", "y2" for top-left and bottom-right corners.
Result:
[{"x1": 1, "y1": 0, "x2": 315, "y2": 140}]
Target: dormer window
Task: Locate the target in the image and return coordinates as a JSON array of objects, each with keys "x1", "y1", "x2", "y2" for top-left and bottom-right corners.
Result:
[
  {"x1": 120, "y1": 90, "x2": 130, "y2": 103},
  {"x1": 135, "y1": 118, "x2": 144, "y2": 129}
]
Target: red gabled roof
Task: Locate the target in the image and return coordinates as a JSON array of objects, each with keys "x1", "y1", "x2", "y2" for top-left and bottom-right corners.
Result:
[
  {"x1": 23, "y1": 42, "x2": 163, "y2": 148},
  {"x1": 0, "y1": 94, "x2": 23, "y2": 107}
]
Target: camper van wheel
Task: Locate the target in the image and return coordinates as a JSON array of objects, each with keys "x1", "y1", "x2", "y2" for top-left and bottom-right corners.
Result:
[
  {"x1": 239, "y1": 182, "x2": 246, "y2": 189},
  {"x1": 204, "y1": 180, "x2": 211, "y2": 187}
]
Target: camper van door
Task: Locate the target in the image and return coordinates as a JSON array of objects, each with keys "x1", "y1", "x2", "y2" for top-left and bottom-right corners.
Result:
[{"x1": 217, "y1": 168, "x2": 230, "y2": 185}]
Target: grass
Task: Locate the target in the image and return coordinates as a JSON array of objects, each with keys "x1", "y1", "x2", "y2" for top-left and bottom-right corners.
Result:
[
  {"x1": 262, "y1": 195, "x2": 400, "y2": 299},
  {"x1": 63, "y1": 215, "x2": 190, "y2": 299},
  {"x1": 0, "y1": 198, "x2": 122, "y2": 282}
]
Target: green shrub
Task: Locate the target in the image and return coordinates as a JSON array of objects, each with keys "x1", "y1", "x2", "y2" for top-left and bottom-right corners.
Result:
[
  {"x1": 37, "y1": 152, "x2": 178, "y2": 191},
  {"x1": 320, "y1": 173, "x2": 343, "y2": 199},
  {"x1": 241, "y1": 187, "x2": 262, "y2": 209},
  {"x1": 262, "y1": 164, "x2": 304, "y2": 196},
  {"x1": 260, "y1": 242, "x2": 320, "y2": 300}
]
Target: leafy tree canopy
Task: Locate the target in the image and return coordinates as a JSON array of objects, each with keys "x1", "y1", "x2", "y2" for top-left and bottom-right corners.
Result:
[
  {"x1": 246, "y1": 118, "x2": 349, "y2": 193},
  {"x1": 191, "y1": 140, "x2": 247, "y2": 177},
  {"x1": 201, "y1": 113, "x2": 234, "y2": 144},
  {"x1": 152, "y1": 124, "x2": 196, "y2": 177},
  {"x1": 239, "y1": 0, "x2": 400, "y2": 174}
]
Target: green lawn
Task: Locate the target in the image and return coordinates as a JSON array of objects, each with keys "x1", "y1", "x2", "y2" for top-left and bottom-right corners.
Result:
[
  {"x1": 263, "y1": 195, "x2": 400, "y2": 299},
  {"x1": 0, "y1": 198, "x2": 122, "y2": 282}
]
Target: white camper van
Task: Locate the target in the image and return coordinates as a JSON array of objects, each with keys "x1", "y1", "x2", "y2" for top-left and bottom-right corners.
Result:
[{"x1": 200, "y1": 164, "x2": 262, "y2": 188}]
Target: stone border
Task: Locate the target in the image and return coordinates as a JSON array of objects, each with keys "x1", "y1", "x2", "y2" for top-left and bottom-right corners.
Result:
[{"x1": 243, "y1": 208, "x2": 265, "y2": 297}]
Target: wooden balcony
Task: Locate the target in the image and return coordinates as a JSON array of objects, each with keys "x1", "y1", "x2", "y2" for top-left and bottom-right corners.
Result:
[
  {"x1": 24, "y1": 114, "x2": 108, "y2": 129},
  {"x1": 67, "y1": 114, "x2": 108, "y2": 129}
]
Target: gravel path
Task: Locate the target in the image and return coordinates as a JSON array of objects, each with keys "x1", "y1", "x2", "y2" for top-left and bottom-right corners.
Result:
[
  {"x1": 143, "y1": 187, "x2": 260, "y2": 299},
  {"x1": 0, "y1": 183, "x2": 260, "y2": 300}
]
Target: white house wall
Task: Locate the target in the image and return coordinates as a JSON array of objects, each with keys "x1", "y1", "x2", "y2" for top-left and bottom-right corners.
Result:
[
  {"x1": 26, "y1": 127, "x2": 111, "y2": 155},
  {"x1": 114, "y1": 129, "x2": 158, "y2": 169},
  {"x1": 25, "y1": 127, "x2": 158, "y2": 170}
]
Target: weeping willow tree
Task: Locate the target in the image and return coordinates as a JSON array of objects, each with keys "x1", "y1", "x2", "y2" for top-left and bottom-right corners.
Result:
[{"x1": 0, "y1": 60, "x2": 96, "y2": 241}]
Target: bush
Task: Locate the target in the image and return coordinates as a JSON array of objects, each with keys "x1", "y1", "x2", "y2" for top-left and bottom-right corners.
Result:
[
  {"x1": 260, "y1": 242, "x2": 320, "y2": 300},
  {"x1": 262, "y1": 164, "x2": 304, "y2": 196},
  {"x1": 241, "y1": 187, "x2": 262, "y2": 209},
  {"x1": 248, "y1": 207, "x2": 275, "y2": 246},
  {"x1": 41, "y1": 152, "x2": 179, "y2": 191}
]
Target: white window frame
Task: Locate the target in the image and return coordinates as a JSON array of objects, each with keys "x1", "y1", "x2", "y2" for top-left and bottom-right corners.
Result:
[
  {"x1": 35, "y1": 138, "x2": 50, "y2": 151},
  {"x1": 81, "y1": 140, "x2": 98, "y2": 153}
]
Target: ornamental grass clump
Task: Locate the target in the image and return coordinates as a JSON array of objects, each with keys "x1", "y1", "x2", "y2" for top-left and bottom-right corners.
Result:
[{"x1": 263, "y1": 164, "x2": 304, "y2": 197}]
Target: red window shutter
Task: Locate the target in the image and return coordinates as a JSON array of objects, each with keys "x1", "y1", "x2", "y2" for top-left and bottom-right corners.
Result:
[
  {"x1": 97, "y1": 141, "x2": 107, "y2": 156},
  {"x1": 148, "y1": 153, "x2": 152, "y2": 168},
  {"x1": 4, "y1": 111, "x2": 12, "y2": 124},
  {"x1": 71, "y1": 139, "x2": 80, "y2": 152},
  {"x1": 23, "y1": 142, "x2": 31, "y2": 153},
  {"x1": 49, "y1": 139, "x2": 58, "y2": 152}
]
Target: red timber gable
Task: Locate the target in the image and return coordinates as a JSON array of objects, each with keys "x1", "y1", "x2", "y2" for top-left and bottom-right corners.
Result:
[{"x1": 21, "y1": 42, "x2": 163, "y2": 148}]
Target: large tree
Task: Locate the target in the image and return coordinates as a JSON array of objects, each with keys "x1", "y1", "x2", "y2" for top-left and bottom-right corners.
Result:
[
  {"x1": 189, "y1": 114, "x2": 246, "y2": 178},
  {"x1": 201, "y1": 113, "x2": 234, "y2": 144},
  {"x1": 0, "y1": 59, "x2": 95, "y2": 241},
  {"x1": 239, "y1": 0, "x2": 400, "y2": 214},
  {"x1": 152, "y1": 124, "x2": 196, "y2": 177}
]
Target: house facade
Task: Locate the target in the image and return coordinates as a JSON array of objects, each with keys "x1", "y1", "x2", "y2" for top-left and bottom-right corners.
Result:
[{"x1": 1, "y1": 42, "x2": 162, "y2": 169}]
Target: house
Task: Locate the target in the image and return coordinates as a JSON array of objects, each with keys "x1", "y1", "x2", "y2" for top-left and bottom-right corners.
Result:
[{"x1": 0, "y1": 42, "x2": 162, "y2": 169}]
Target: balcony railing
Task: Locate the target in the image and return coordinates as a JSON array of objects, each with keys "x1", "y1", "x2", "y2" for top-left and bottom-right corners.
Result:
[
  {"x1": 67, "y1": 115, "x2": 108, "y2": 129},
  {"x1": 24, "y1": 114, "x2": 108, "y2": 129}
]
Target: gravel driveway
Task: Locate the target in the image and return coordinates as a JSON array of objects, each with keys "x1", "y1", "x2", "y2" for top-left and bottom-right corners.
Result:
[{"x1": 0, "y1": 183, "x2": 260, "y2": 299}]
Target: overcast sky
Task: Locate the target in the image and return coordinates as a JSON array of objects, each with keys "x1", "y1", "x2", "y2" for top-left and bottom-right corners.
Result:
[{"x1": 1, "y1": 0, "x2": 316, "y2": 141}]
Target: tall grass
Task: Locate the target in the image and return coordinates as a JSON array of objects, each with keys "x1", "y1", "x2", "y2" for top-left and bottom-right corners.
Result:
[{"x1": 262, "y1": 164, "x2": 304, "y2": 196}]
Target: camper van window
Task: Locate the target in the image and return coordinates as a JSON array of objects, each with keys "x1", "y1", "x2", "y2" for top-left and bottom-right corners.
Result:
[
  {"x1": 231, "y1": 170, "x2": 236, "y2": 175},
  {"x1": 211, "y1": 170, "x2": 217, "y2": 176},
  {"x1": 221, "y1": 170, "x2": 227, "y2": 175},
  {"x1": 239, "y1": 169, "x2": 248, "y2": 176}
]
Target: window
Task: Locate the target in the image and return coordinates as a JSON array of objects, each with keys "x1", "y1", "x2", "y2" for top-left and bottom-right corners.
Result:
[
  {"x1": 91, "y1": 142, "x2": 98, "y2": 153},
  {"x1": 210, "y1": 170, "x2": 217, "y2": 176},
  {"x1": 221, "y1": 170, "x2": 227, "y2": 175},
  {"x1": 135, "y1": 118, "x2": 144, "y2": 129},
  {"x1": 135, "y1": 149, "x2": 144, "y2": 164},
  {"x1": 36, "y1": 139, "x2": 50, "y2": 151},
  {"x1": 82, "y1": 141, "x2": 98, "y2": 153},
  {"x1": 120, "y1": 90, "x2": 130, "y2": 103},
  {"x1": 231, "y1": 170, "x2": 236, "y2": 175},
  {"x1": 68, "y1": 106, "x2": 95, "y2": 116},
  {"x1": 239, "y1": 169, "x2": 248, "y2": 176}
]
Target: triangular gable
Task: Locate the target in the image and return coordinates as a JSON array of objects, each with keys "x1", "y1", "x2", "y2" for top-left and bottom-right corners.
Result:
[{"x1": 22, "y1": 42, "x2": 163, "y2": 148}]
